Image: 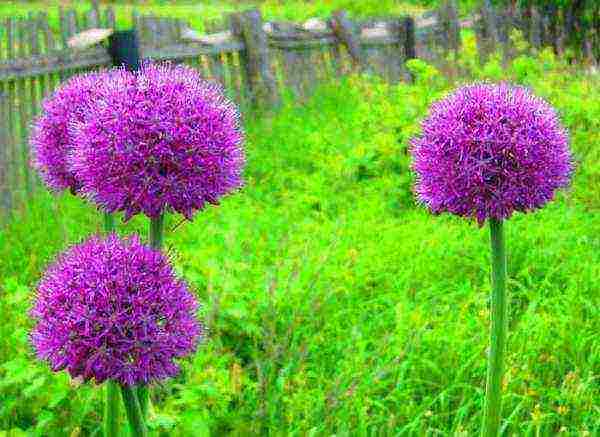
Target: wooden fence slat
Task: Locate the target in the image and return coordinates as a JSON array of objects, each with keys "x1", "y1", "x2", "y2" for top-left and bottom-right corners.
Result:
[
  {"x1": 16, "y1": 19, "x2": 31, "y2": 197},
  {"x1": 105, "y1": 7, "x2": 116, "y2": 29},
  {"x1": 326, "y1": 18, "x2": 343, "y2": 77},
  {"x1": 0, "y1": 88, "x2": 12, "y2": 219},
  {"x1": 39, "y1": 13, "x2": 58, "y2": 94},
  {"x1": 330, "y1": 10, "x2": 364, "y2": 70},
  {"x1": 234, "y1": 10, "x2": 279, "y2": 107},
  {"x1": 28, "y1": 14, "x2": 41, "y2": 141},
  {"x1": 59, "y1": 7, "x2": 69, "y2": 54},
  {"x1": 5, "y1": 18, "x2": 18, "y2": 200},
  {"x1": 593, "y1": 4, "x2": 600, "y2": 64},
  {"x1": 230, "y1": 12, "x2": 251, "y2": 104},
  {"x1": 438, "y1": 0, "x2": 461, "y2": 56},
  {"x1": 475, "y1": 1, "x2": 500, "y2": 64},
  {"x1": 529, "y1": 6, "x2": 542, "y2": 50},
  {"x1": 205, "y1": 21, "x2": 226, "y2": 87}
]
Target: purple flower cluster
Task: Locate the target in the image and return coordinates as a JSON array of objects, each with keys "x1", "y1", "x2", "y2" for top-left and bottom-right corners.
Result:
[
  {"x1": 30, "y1": 234, "x2": 202, "y2": 386},
  {"x1": 411, "y1": 83, "x2": 572, "y2": 225},
  {"x1": 30, "y1": 71, "x2": 118, "y2": 193},
  {"x1": 70, "y1": 62, "x2": 245, "y2": 220}
]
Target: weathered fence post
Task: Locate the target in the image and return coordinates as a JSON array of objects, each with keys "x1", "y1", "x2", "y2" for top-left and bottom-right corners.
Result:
[
  {"x1": 439, "y1": 0, "x2": 461, "y2": 57},
  {"x1": 330, "y1": 10, "x2": 364, "y2": 70},
  {"x1": 403, "y1": 16, "x2": 416, "y2": 82},
  {"x1": 529, "y1": 6, "x2": 542, "y2": 51},
  {"x1": 565, "y1": 0, "x2": 587, "y2": 62},
  {"x1": 593, "y1": 4, "x2": 600, "y2": 65},
  {"x1": 229, "y1": 12, "x2": 250, "y2": 105},
  {"x1": 475, "y1": 0, "x2": 500, "y2": 64},
  {"x1": 403, "y1": 17, "x2": 416, "y2": 62},
  {"x1": 233, "y1": 10, "x2": 280, "y2": 108},
  {"x1": 0, "y1": 90, "x2": 12, "y2": 223},
  {"x1": 5, "y1": 18, "x2": 19, "y2": 207},
  {"x1": 205, "y1": 21, "x2": 226, "y2": 88},
  {"x1": 16, "y1": 19, "x2": 32, "y2": 199},
  {"x1": 108, "y1": 30, "x2": 141, "y2": 71}
]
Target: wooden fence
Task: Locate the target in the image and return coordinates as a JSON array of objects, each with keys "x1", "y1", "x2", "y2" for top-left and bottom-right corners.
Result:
[{"x1": 0, "y1": 0, "x2": 599, "y2": 224}]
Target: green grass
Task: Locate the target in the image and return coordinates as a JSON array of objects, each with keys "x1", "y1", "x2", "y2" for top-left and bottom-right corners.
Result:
[{"x1": 0, "y1": 42, "x2": 599, "y2": 435}]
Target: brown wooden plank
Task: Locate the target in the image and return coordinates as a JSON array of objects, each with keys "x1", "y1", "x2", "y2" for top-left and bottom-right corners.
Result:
[
  {"x1": 5, "y1": 18, "x2": 19, "y2": 200},
  {"x1": 39, "y1": 12, "x2": 58, "y2": 94},
  {"x1": 58, "y1": 6, "x2": 69, "y2": 83},
  {"x1": 16, "y1": 19, "x2": 32, "y2": 197},
  {"x1": 529, "y1": 6, "x2": 542, "y2": 50},
  {"x1": 0, "y1": 86, "x2": 12, "y2": 219},
  {"x1": 326, "y1": 18, "x2": 343, "y2": 77},
  {"x1": 330, "y1": 10, "x2": 364, "y2": 70},
  {"x1": 204, "y1": 21, "x2": 225, "y2": 86},
  {"x1": 386, "y1": 19, "x2": 405, "y2": 83},
  {"x1": 229, "y1": 13, "x2": 251, "y2": 106},
  {"x1": 28, "y1": 13, "x2": 41, "y2": 138},
  {"x1": 0, "y1": 48, "x2": 111, "y2": 81}
]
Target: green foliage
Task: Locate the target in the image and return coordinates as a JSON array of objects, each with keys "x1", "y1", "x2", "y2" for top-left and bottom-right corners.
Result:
[{"x1": 1, "y1": 46, "x2": 599, "y2": 435}]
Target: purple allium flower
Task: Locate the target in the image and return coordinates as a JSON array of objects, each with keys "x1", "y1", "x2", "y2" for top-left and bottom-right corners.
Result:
[
  {"x1": 411, "y1": 83, "x2": 572, "y2": 225},
  {"x1": 30, "y1": 234, "x2": 202, "y2": 386},
  {"x1": 31, "y1": 70, "x2": 130, "y2": 193},
  {"x1": 71, "y1": 62, "x2": 245, "y2": 220}
]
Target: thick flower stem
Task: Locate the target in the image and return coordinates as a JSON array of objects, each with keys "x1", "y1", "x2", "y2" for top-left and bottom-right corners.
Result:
[
  {"x1": 104, "y1": 212, "x2": 115, "y2": 233},
  {"x1": 120, "y1": 385, "x2": 148, "y2": 437},
  {"x1": 482, "y1": 219, "x2": 508, "y2": 437},
  {"x1": 105, "y1": 381, "x2": 119, "y2": 437},
  {"x1": 136, "y1": 213, "x2": 164, "y2": 421},
  {"x1": 103, "y1": 213, "x2": 119, "y2": 437},
  {"x1": 149, "y1": 214, "x2": 164, "y2": 249}
]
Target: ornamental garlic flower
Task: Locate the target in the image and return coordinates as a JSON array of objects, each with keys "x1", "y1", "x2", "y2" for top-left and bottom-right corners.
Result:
[
  {"x1": 30, "y1": 234, "x2": 202, "y2": 386},
  {"x1": 31, "y1": 70, "x2": 129, "y2": 193},
  {"x1": 411, "y1": 83, "x2": 572, "y2": 225},
  {"x1": 71, "y1": 62, "x2": 245, "y2": 220}
]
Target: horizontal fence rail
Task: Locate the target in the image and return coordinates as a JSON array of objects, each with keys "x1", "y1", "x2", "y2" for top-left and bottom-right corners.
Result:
[{"x1": 0, "y1": 0, "x2": 599, "y2": 224}]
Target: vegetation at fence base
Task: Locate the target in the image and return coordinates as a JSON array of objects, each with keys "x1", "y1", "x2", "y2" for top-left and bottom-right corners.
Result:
[{"x1": 1, "y1": 42, "x2": 599, "y2": 435}]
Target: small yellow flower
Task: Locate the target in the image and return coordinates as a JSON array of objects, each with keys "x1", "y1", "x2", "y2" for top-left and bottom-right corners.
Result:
[{"x1": 531, "y1": 403, "x2": 543, "y2": 423}]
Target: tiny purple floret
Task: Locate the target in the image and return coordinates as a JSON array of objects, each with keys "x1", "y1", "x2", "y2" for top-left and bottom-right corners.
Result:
[
  {"x1": 71, "y1": 62, "x2": 245, "y2": 220},
  {"x1": 411, "y1": 83, "x2": 573, "y2": 225},
  {"x1": 30, "y1": 234, "x2": 202, "y2": 386},
  {"x1": 30, "y1": 70, "x2": 129, "y2": 194}
]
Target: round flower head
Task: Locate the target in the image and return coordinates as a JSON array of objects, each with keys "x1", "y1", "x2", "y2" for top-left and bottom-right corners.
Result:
[
  {"x1": 71, "y1": 62, "x2": 245, "y2": 220},
  {"x1": 411, "y1": 83, "x2": 572, "y2": 225},
  {"x1": 30, "y1": 234, "x2": 202, "y2": 386},
  {"x1": 31, "y1": 69, "x2": 130, "y2": 193}
]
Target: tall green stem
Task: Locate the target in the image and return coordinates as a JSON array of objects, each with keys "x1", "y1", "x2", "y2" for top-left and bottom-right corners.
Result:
[
  {"x1": 149, "y1": 213, "x2": 164, "y2": 249},
  {"x1": 120, "y1": 385, "x2": 148, "y2": 437},
  {"x1": 482, "y1": 219, "x2": 508, "y2": 437},
  {"x1": 136, "y1": 213, "x2": 164, "y2": 421},
  {"x1": 104, "y1": 212, "x2": 115, "y2": 233},
  {"x1": 105, "y1": 381, "x2": 119, "y2": 437},
  {"x1": 103, "y1": 212, "x2": 119, "y2": 437}
]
